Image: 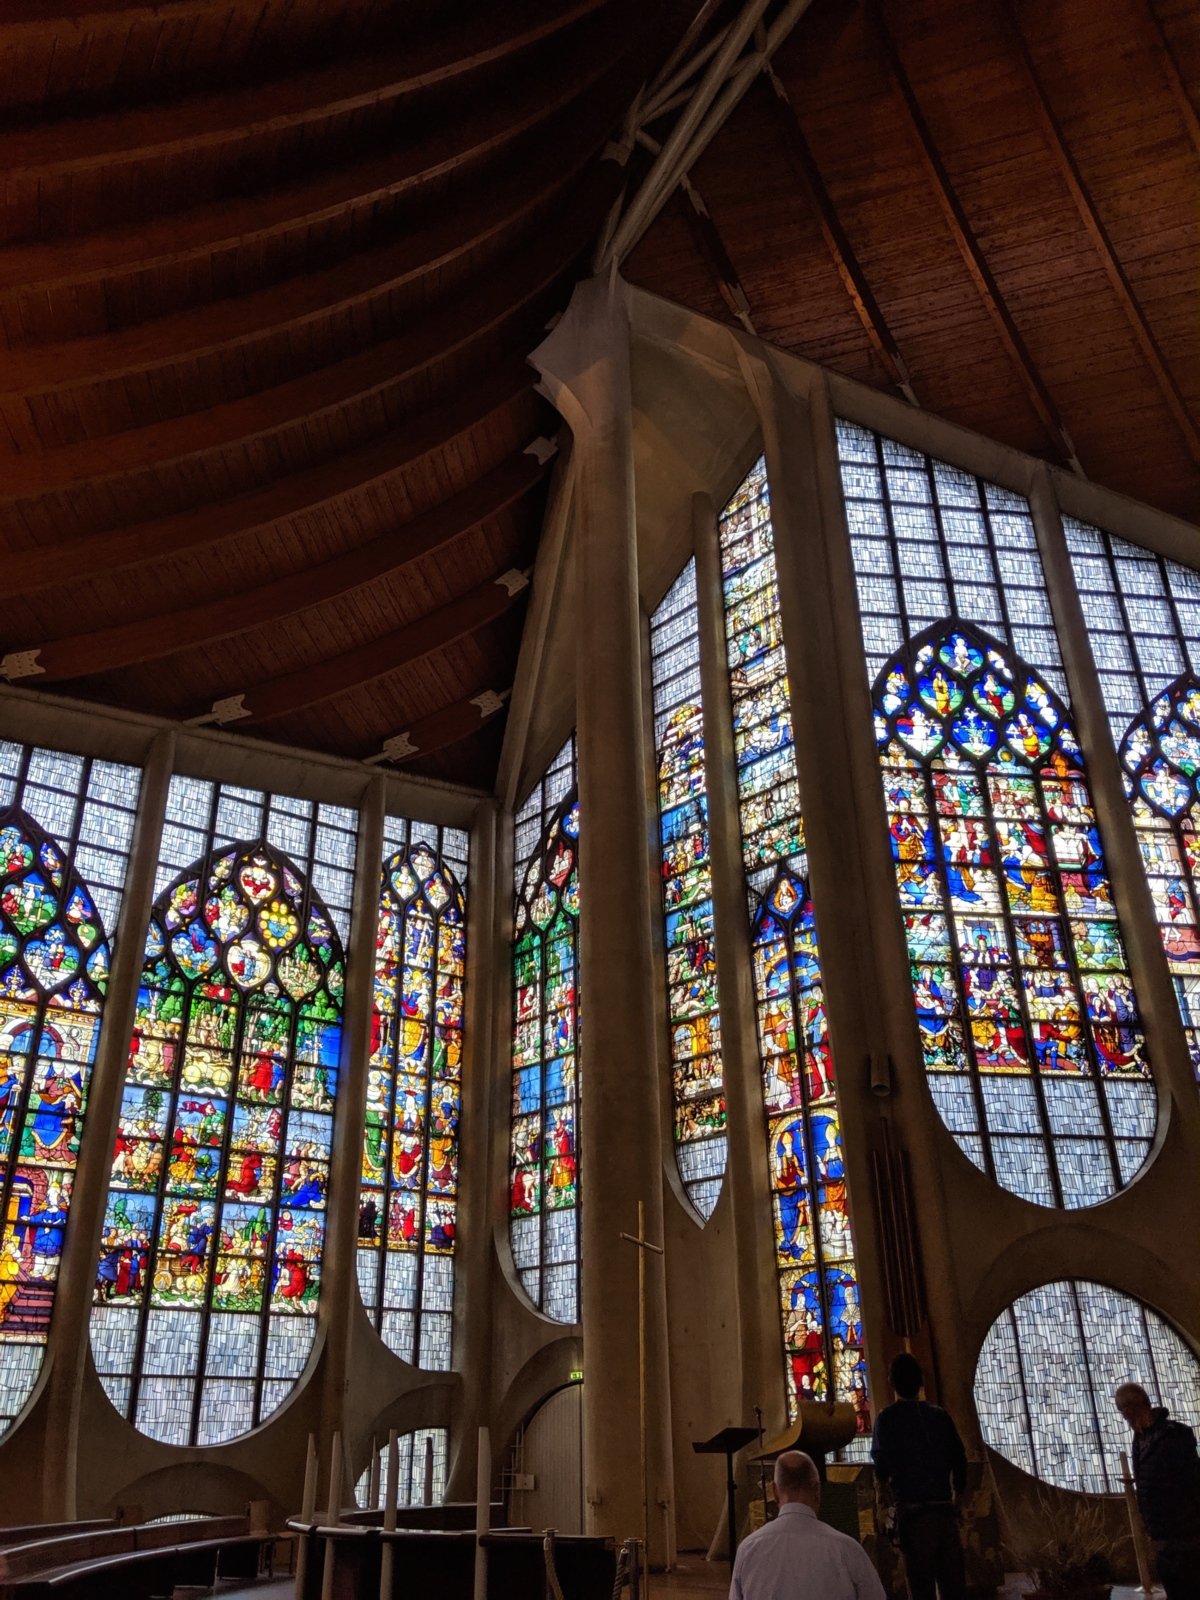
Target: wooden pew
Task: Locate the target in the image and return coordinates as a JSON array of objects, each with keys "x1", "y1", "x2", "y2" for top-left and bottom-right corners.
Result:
[
  {"x1": 0, "y1": 1524, "x2": 116, "y2": 1550},
  {"x1": 341, "y1": 1501, "x2": 506, "y2": 1531},
  {"x1": 0, "y1": 1514, "x2": 273, "y2": 1599}
]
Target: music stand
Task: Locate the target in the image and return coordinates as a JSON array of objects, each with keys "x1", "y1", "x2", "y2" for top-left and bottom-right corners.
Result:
[{"x1": 692, "y1": 1426, "x2": 758, "y2": 1564}]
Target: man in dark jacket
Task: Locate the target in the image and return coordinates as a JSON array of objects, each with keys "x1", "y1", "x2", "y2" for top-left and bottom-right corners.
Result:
[
  {"x1": 1116, "y1": 1382, "x2": 1200, "y2": 1600},
  {"x1": 871, "y1": 1353, "x2": 967, "y2": 1600}
]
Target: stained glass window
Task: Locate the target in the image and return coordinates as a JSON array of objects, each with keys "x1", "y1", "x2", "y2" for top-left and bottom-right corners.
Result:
[
  {"x1": 975, "y1": 1280, "x2": 1200, "y2": 1493},
  {"x1": 354, "y1": 1427, "x2": 448, "y2": 1507},
  {"x1": 650, "y1": 560, "x2": 726, "y2": 1219},
  {"x1": 718, "y1": 460, "x2": 870, "y2": 1439},
  {"x1": 1067, "y1": 519, "x2": 1200, "y2": 1077},
  {"x1": 510, "y1": 739, "x2": 579, "y2": 1324},
  {"x1": 0, "y1": 743, "x2": 141, "y2": 1437},
  {"x1": 90, "y1": 777, "x2": 356, "y2": 1446},
  {"x1": 358, "y1": 819, "x2": 468, "y2": 1371},
  {"x1": 872, "y1": 622, "x2": 1155, "y2": 1205},
  {"x1": 837, "y1": 419, "x2": 1068, "y2": 701}
]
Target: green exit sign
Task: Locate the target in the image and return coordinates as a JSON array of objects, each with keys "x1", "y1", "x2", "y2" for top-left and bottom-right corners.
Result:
[{"x1": 569, "y1": 1370, "x2": 584, "y2": 1383}]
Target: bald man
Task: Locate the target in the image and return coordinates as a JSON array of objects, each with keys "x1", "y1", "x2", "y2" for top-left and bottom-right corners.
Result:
[
  {"x1": 729, "y1": 1450, "x2": 885, "y2": 1600},
  {"x1": 1115, "y1": 1382, "x2": 1200, "y2": 1600}
]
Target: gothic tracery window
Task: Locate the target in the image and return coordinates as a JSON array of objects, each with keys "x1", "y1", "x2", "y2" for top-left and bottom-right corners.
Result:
[
  {"x1": 874, "y1": 623, "x2": 1155, "y2": 1205},
  {"x1": 357, "y1": 821, "x2": 467, "y2": 1370},
  {"x1": 651, "y1": 560, "x2": 726, "y2": 1219},
  {"x1": 1068, "y1": 516, "x2": 1200, "y2": 1078},
  {"x1": 0, "y1": 744, "x2": 140, "y2": 1437},
  {"x1": 718, "y1": 460, "x2": 870, "y2": 1436},
  {"x1": 510, "y1": 740, "x2": 580, "y2": 1323},
  {"x1": 90, "y1": 778, "x2": 355, "y2": 1446}
]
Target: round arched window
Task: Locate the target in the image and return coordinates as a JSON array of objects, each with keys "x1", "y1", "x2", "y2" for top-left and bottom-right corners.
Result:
[{"x1": 974, "y1": 1279, "x2": 1200, "y2": 1492}]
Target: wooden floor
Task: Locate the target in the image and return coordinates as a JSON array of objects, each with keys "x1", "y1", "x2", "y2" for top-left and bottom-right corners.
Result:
[{"x1": 213, "y1": 1562, "x2": 1162, "y2": 1599}]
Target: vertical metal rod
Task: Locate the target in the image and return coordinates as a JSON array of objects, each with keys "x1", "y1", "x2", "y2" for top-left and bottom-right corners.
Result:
[
  {"x1": 474, "y1": 1425, "x2": 491, "y2": 1600},
  {"x1": 423, "y1": 1434, "x2": 435, "y2": 1506},
  {"x1": 637, "y1": 1197, "x2": 648, "y2": 1587}
]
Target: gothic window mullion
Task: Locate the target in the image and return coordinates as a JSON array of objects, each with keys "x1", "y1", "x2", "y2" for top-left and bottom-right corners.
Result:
[
  {"x1": 920, "y1": 761, "x2": 1002, "y2": 1189},
  {"x1": 976, "y1": 767, "x2": 1067, "y2": 1208}
]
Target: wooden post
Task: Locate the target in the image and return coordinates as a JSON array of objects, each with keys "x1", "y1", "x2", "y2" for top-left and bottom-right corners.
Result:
[
  {"x1": 474, "y1": 1426, "x2": 490, "y2": 1600},
  {"x1": 423, "y1": 1435, "x2": 435, "y2": 1506},
  {"x1": 321, "y1": 1432, "x2": 343, "y2": 1600},
  {"x1": 379, "y1": 1430, "x2": 399, "y2": 1600},
  {"x1": 295, "y1": 1432, "x2": 318, "y2": 1600},
  {"x1": 621, "y1": 1200, "x2": 664, "y2": 1588},
  {"x1": 1119, "y1": 1449, "x2": 1156, "y2": 1595},
  {"x1": 368, "y1": 1435, "x2": 381, "y2": 1511}
]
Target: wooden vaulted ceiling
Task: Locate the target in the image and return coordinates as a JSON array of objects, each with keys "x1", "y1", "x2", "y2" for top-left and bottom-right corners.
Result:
[
  {"x1": 0, "y1": 0, "x2": 687, "y2": 786},
  {"x1": 2, "y1": 0, "x2": 1197, "y2": 790}
]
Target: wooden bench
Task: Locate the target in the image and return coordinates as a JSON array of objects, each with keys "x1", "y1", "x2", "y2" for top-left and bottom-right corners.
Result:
[
  {"x1": 0, "y1": 1523, "x2": 116, "y2": 1550},
  {"x1": 0, "y1": 1515, "x2": 273, "y2": 1600}
]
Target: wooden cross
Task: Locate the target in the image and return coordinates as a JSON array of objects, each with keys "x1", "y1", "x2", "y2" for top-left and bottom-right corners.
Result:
[{"x1": 621, "y1": 1199, "x2": 664, "y2": 1586}]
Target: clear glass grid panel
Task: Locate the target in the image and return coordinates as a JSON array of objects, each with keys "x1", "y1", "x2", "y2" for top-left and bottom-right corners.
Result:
[
  {"x1": 975, "y1": 1280, "x2": 1200, "y2": 1492},
  {"x1": 355, "y1": 1427, "x2": 448, "y2": 1508}
]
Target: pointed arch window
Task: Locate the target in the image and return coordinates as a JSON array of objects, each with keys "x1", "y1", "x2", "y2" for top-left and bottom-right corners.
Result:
[
  {"x1": 1118, "y1": 677, "x2": 1200, "y2": 1076},
  {"x1": 358, "y1": 821, "x2": 468, "y2": 1370},
  {"x1": 90, "y1": 778, "x2": 356, "y2": 1446},
  {"x1": 650, "y1": 559, "x2": 726, "y2": 1219},
  {"x1": 874, "y1": 622, "x2": 1156, "y2": 1205},
  {"x1": 0, "y1": 744, "x2": 141, "y2": 1437},
  {"x1": 718, "y1": 459, "x2": 870, "y2": 1438},
  {"x1": 510, "y1": 739, "x2": 579, "y2": 1324}
]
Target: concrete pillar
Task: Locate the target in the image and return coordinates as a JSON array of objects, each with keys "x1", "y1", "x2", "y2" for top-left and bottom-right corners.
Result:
[
  {"x1": 691, "y1": 492, "x2": 785, "y2": 1426},
  {"x1": 45, "y1": 729, "x2": 175, "y2": 1518},
  {"x1": 532, "y1": 275, "x2": 675, "y2": 1555},
  {"x1": 318, "y1": 774, "x2": 386, "y2": 1446},
  {"x1": 1029, "y1": 468, "x2": 1200, "y2": 1142}
]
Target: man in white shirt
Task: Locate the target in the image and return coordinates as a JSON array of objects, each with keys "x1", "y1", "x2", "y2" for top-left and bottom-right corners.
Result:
[{"x1": 729, "y1": 1450, "x2": 885, "y2": 1600}]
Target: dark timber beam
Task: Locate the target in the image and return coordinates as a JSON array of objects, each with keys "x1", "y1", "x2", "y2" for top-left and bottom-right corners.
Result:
[
  {"x1": 3, "y1": 0, "x2": 612, "y2": 176},
  {"x1": 864, "y1": 0, "x2": 1081, "y2": 470},
  {"x1": 219, "y1": 570, "x2": 531, "y2": 728},
  {"x1": 1145, "y1": 0, "x2": 1200, "y2": 162},
  {"x1": 368, "y1": 687, "x2": 513, "y2": 766},
  {"x1": 760, "y1": 69, "x2": 918, "y2": 405},
  {"x1": 1, "y1": 357, "x2": 534, "y2": 597},
  {"x1": 6, "y1": 451, "x2": 545, "y2": 683},
  {"x1": 0, "y1": 48, "x2": 627, "y2": 295},
  {"x1": 1000, "y1": 0, "x2": 1200, "y2": 469}
]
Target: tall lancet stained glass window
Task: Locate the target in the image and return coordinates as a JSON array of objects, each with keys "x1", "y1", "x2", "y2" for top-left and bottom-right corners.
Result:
[
  {"x1": 838, "y1": 421, "x2": 1155, "y2": 1205},
  {"x1": 1067, "y1": 517, "x2": 1200, "y2": 1078},
  {"x1": 358, "y1": 819, "x2": 468, "y2": 1370},
  {"x1": 718, "y1": 460, "x2": 869, "y2": 1437},
  {"x1": 90, "y1": 778, "x2": 356, "y2": 1446},
  {"x1": 510, "y1": 740, "x2": 579, "y2": 1323},
  {"x1": 651, "y1": 560, "x2": 726, "y2": 1219},
  {"x1": 0, "y1": 744, "x2": 140, "y2": 1437}
]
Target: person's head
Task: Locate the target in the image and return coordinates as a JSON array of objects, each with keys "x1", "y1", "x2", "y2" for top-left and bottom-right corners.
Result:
[
  {"x1": 890, "y1": 1351, "x2": 924, "y2": 1400},
  {"x1": 1115, "y1": 1382, "x2": 1155, "y2": 1432},
  {"x1": 773, "y1": 1451, "x2": 820, "y2": 1511}
]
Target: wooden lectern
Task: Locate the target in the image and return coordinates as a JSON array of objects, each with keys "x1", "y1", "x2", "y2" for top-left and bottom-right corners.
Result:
[
  {"x1": 751, "y1": 1401, "x2": 858, "y2": 1479},
  {"x1": 691, "y1": 1426, "x2": 758, "y2": 1565}
]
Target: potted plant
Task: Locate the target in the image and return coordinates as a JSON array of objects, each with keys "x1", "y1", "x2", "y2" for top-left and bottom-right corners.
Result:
[{"x1": 1006, "y1": 1494, "x2": 1116, "y2": 1600}]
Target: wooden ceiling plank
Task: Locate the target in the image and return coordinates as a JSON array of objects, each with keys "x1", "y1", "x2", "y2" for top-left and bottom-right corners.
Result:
[
  {"x1": 0, "y1": 212, "x2": 589, "y2": 496},
  {"x1": 0, "y1": 118, "x2": 606, "y2": 394},
  {"x1": 1, "y1": 0, "x2": 368, "y2": 41},
  {"x1": 230, "y1": 570, "x2": 529, "y2": 725},
  {"x1": 1145, "y1": 0, "x2": 1200, "y2": 161},
  {"x1": 4, "y1": 0, "x2": 612, "y2": 176},
  {"x1": 864, "y1": 0, "x2": 1081, "y2": 469},
  {"x1": 1001, "y1": 0, "x2": 1200, "y2": 468},
  {"x1": 761, "y1": 67, "x2": 918, "y2": 404},
  {"x1": 1, "y1": 355, "x2": 535, "y2": 595},
  {"x1": 0, "y1": 46, "x2": 626, "y2": 294},
  {"x1": 9, "y1": 450, "x2": 544, "y2": 683}
]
